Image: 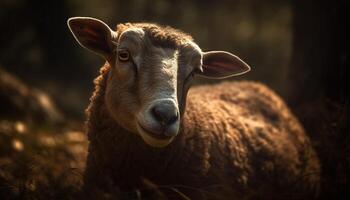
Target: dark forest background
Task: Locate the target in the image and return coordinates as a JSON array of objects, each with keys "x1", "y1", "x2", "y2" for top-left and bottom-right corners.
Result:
[{"x1": 0, "y1": 0, "x2": 349, "y2": 199}]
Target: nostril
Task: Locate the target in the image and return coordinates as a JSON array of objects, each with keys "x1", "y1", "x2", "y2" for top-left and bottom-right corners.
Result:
[
  {"x1": 151, "y1": 105, "x2": 179, "y2": 126},
  {"x1": 168, "y1": 112, "x2": 179, "y2": 125},
  {"x1": 152, "y1": 106, "x2": 164, "y2": 123}
]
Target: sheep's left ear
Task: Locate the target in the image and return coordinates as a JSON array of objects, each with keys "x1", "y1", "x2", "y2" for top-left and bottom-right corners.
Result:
[{"x1": 197, "y1": 51, "x2": 250, "y2": 79}]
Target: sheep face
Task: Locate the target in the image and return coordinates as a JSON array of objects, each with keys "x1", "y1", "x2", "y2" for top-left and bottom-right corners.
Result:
[
  {"x1": 106, "y1": 28, "x2": 190, "y2": 148},
  {"x1": 68, "y1": 17, "x2": 250, "y2": 148}
]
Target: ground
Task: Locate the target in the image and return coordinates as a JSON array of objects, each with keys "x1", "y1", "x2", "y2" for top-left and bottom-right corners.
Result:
[{"x1": 0, "y1": 120, "x2": 87, "y2": 199}]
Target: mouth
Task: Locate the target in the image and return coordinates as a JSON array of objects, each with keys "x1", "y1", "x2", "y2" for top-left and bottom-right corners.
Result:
[
  {"x1": 138, "y1": 123, "x2": 171, "y2": 139},
  {"x1": 136, "y1": 122, "x2": 174, "y2": 148}
]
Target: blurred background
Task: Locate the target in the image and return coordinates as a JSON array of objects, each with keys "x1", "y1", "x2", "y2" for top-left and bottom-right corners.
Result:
[
  {"x1": 0, "y1": 0, "x2": 349, "y2": 199},
  {"x1": 0, "y1": 0, "x2": 292, "y2": 117}
]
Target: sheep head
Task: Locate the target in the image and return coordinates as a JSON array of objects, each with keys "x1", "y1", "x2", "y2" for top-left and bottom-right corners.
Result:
[{"x1": 67, "y1": 17, "x2": 250, "y2": 148}]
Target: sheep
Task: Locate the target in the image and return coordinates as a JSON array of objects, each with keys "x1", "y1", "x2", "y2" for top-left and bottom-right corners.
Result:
[{"x1": 67, "y1": 17, "x2": 320, "y2": 199}]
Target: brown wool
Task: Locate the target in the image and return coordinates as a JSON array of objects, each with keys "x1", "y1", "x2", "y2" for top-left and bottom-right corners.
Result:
[{"x1": 82, "y1": 24, "x2": 320, "y2": 200}]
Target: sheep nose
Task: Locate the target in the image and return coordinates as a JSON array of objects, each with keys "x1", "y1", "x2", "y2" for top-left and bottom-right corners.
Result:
[{"x1": 151, "y1": 102, "x2": 179, "y2": 127}]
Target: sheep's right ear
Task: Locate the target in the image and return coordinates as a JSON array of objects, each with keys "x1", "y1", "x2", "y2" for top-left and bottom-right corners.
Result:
[{"x1": 67, "y1": 17, "x2": 117, "y2": 58}]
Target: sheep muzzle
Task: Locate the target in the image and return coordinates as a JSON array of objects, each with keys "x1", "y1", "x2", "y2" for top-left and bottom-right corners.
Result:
[{"x1": 136, "y1": 99, "x2": 180, "y2": 148}]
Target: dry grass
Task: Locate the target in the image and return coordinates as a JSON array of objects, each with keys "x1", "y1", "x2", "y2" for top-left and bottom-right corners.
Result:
[{"x1": 0, "y1": 120, "x2": 87, "y2": 199}]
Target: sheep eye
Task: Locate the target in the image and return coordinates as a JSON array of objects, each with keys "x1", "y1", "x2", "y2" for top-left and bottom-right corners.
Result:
[
  {"x1": 190, "y1": 70, "x2": 195, "y2": 77},
  {"x1": 190, "y1": 68, "x2": 201, "y2": 77},
  {"x1": 185, "y1": 70, "x2": 196, "y2": 83},
  {"x1": 118, "y1": 50, "x2": 130, "y2": 62}
]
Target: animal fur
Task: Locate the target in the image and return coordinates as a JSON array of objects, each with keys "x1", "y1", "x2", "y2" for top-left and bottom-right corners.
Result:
[
  {"x1": 67, "y1": 20, "x2": 320, "y2": 199},
  {"x1": 83, "y1": 64, "x2": 320, "y2": 199}
]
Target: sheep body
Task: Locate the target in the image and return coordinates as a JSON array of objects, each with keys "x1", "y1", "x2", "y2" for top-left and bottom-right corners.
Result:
[{"x1": 83, "y1": 64, "x2": 320, "y2": 199}]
